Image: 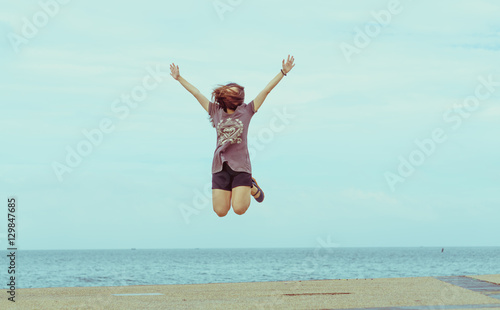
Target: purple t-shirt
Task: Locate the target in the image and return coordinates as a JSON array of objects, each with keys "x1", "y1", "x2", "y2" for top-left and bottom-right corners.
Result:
[{"x1": 208, "y1": 100, "x2": 256, "y2": 174}]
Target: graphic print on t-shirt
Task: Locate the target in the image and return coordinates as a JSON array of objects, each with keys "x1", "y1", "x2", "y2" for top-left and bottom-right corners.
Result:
[{"x1": 217, "y1": 117, "x2": 243, "y2": 146}]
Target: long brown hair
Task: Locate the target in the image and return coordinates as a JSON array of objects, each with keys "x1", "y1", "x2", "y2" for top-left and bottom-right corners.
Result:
[
  {"x1": 211, "y1": 82, "x2": 245, "y2": 112},
  {"x1": 209, "y1": 82, "x2": 245, "y2": 127}
]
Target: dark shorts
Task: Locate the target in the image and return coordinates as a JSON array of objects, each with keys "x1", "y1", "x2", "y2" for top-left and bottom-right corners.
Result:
[{"x1": 212, "y1": 162, "x2": 252, "y2": 191}]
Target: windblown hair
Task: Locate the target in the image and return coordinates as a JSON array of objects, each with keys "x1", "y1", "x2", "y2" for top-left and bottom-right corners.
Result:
[{"x1": 209, "y1": 82, "x2": 245, "y2": 127}]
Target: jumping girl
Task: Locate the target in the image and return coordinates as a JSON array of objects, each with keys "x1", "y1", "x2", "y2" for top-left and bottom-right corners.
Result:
[{"x1": 170, "y1": 55, "x2": 295, "y2": 217}]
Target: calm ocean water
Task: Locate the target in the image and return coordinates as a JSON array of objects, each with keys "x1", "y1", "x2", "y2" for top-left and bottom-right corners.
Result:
[{"x1": 2, "y1": 247, "x2": 499, "y2": 289}]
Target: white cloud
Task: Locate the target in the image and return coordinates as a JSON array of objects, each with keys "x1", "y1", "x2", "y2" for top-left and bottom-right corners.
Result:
[
  {"x1": 341, "y1": 188, "x2": 398, "y2": 205},
  {"x1": 479, "y1": 105, "x2": 500, "y2": 118},
  {"x1": 0, "y1": 11, "x2": 21, "y2": 27},
  {"x1": 340, "y1": 188, "x2": 439, "y2": 221}
]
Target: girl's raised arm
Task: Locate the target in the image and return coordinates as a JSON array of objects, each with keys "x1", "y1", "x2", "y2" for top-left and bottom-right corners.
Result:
[
  {"x1": 170, "y1": 63, "x2": 209, "y2": 112},
  {"x1": 253, "y1": 55, "x2": 295, "y2": 112}
]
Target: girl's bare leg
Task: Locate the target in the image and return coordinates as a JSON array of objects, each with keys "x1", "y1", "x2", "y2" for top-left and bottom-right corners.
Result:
[
  {"x1": 231, "y1": 186, "x2": 251, "y2": 215},
  {"x1": 212, "y1": 189, "x2": 231, "y2": 217}
]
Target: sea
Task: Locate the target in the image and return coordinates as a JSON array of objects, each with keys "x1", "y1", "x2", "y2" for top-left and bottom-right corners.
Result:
[{"x1": 2, "y1": 247, "x2": 499, "y2": 289}]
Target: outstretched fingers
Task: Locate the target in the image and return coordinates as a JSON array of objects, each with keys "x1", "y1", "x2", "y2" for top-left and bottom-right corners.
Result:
[
  {"x1": 282, "y1": 55, "x2": 295, "y2": 73},
  {"x1": 284, "y1": 55, "x2": 295, "y2": 63},
  {"x1": 170, "y1": 63, "x2": 180, "y2": 79}
]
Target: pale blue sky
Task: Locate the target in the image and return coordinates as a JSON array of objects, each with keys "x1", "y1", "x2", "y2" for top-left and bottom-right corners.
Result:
[{"x1": 1, "y1": 0, "x2": 499, "y2": 250}]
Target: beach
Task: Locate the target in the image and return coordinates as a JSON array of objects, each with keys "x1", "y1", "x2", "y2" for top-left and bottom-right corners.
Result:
[{"x1": 3, "y1": 274, "x2": 500, "y2": 309}]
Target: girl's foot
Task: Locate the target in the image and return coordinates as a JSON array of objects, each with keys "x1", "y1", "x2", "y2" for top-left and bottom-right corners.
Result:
[{"x1": 251, "y1": 177, "x2": 264, "y2": 203}]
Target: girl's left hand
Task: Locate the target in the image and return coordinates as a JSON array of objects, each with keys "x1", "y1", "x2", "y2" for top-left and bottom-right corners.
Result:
[
  {"x1": 282, "y1": 55, "x2": 295, "y2": 74},
  {"x1": 170, "y1": 63, "x2": 180, "y2": 80}
]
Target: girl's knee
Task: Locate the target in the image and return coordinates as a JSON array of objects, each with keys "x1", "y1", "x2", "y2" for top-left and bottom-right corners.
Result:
[
  {"x1": 232, "y1": 202, "x2": 249, "y2": 215},
  {"x1": 214, "y1": 207, "x2": 229, "y2": 217}
]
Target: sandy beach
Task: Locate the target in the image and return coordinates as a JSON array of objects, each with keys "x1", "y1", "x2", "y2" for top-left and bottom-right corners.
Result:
[{"x1": 2, "y1": 274, "x2": 500, "y2": 309}]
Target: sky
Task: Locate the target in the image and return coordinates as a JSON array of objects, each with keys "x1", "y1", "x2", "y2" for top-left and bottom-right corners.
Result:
[{"x1": 1, "y1": 0, "x2": 499, "y2": 250}]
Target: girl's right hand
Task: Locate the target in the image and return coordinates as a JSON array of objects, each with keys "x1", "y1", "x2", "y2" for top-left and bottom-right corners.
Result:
[
  {"x1": 282, "y1": 55, "x2": 295, "y2": 75},
  {"x1": 170, "y1": 63, "x2": 180, "y2": 80}
]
